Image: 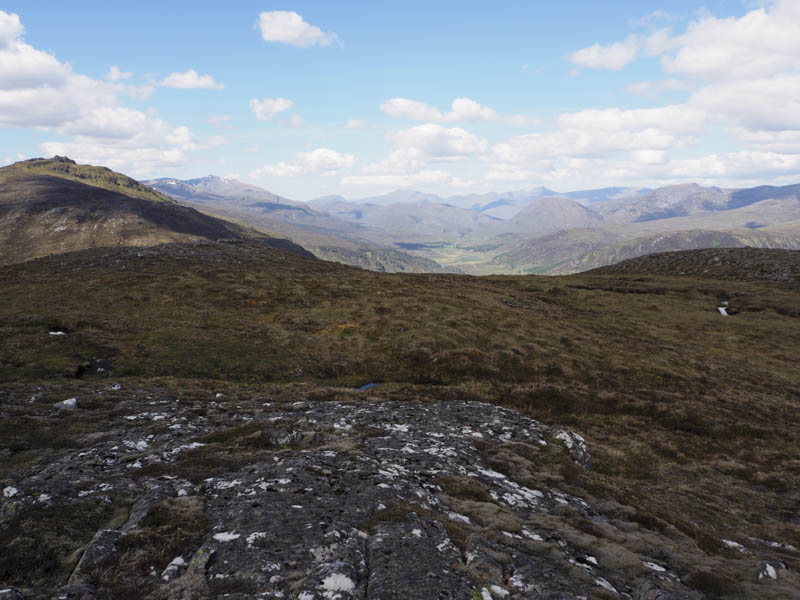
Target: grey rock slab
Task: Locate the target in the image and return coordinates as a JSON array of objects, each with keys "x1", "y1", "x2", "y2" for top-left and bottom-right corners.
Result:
[
  {"x1": 68, "y1": 529, "x2": 123, "y2": 583},
  {"x1": 2, "y1": 386, "x2": 767, "y2": 599}
]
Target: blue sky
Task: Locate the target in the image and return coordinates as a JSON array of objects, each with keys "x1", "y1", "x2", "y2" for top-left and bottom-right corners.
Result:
[{"x1": 2, "y1": 1, "x2": 799, "y2": 200}]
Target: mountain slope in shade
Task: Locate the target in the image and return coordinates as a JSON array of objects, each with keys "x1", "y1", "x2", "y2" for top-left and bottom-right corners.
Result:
[{"x1": 0, "y1": 158, "x2": 312, "y2": 266}]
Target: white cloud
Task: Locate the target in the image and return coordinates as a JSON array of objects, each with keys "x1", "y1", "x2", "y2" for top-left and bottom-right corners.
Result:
[
  {"x1": 257, "y1": 11, "x2": 337, "y2": 47},
  {"x1": 626, "y1": 78, "x2": 694, "y2": 97},
  {"x1": 345, "y1": 118, "x2": 370, "y2": 129},
  {"x1": 569, "y1": 35, "x2": 640, "y2": 70},
  {"x1": 629, "y1": 10, "x2": 681, "y2": 29},
  {"x1": 560, "y1": 0, "x2": 800, "y2": 174},
  {"x1": 359, "y1": 124, "x2": 487, "y2": 177},
  {"x1": 381, "y1": 98, "x2": 442, "y2": 122},
  {"x1": 690, "y1": 75, "x2": 800, "y2": 132},
  {"x1": 380, "y1": 97, "x2": 498, "y2": 123},
  {"x1": 491, "y1": 105, "x2": 703, "y2": 168},
  {"x1": 105, "y1": 65, "x2": 132, "y2": 81},
  {"x1": 0, "y1": 11, "x2": 23, "y2": 49},
  {"x1": 484, "y1": 105, "x2": 708, "y2": 187},
  {"x1": 660, "y1": 2, "x2": 800, "y2": 82},
  {"x1": 667, "y1": 151, "x2": 800, "y2": 179},
  {"x1": 391, "y1": 124, "x2": 487, "y2": 159},
  {"x1": 289, "y1": 113, "x2": 305, "y2": 128},
  {"x1": 160, "y1": 69, "x2": 223, "y2": 90},
  {"x1": 0, "y1": 11, "x2": 207, "y2": 175},
  {"x1": 250, "y1": 147, "x2": 355, "y2": 178},
  {"x1": 341, "y1": 170, "x2": 453, "y2": 187},
  {"x1": 344, "y1": 124, "x2": 487, "y2": 188},
  {"x1": 249, "y1": 97, "x2": 293, "y2": 121}
]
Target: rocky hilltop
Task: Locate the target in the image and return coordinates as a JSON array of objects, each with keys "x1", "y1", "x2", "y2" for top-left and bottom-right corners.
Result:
[
  {"x1": 0, "y1": 157, "x2": 311, "y2": 266},
  {"x1": 2, "y1": 382, "x2": 796, "y2": 600}
]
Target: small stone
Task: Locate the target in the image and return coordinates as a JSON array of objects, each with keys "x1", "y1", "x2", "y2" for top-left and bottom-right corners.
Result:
[{"x1": 55, "y1": 398, "x2": 79, "y2": 410}]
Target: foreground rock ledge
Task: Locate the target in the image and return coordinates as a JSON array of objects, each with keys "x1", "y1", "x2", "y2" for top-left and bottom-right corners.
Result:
[{"x1": 0, "y1": 387, "x2": 795, "y2": 599}]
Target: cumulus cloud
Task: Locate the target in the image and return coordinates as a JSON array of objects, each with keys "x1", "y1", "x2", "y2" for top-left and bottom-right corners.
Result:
[
  {"x1": 551, "y1": 0, "x2": 800, "y2": 185},
  {"x1": 257, "y1": 11, "x2": 337, "y2": 47},
  {"x1": 569, "y1": 35, "x2": 640, "y2": 70},
  {"x1": 626, "y1": 78, "x2": 694, "y2": 97},
  {"x1": 491, "y1": 105, "x2": 703, "y2": 167},
  {"x1": 105, "y1": 65, "x2": 132, "y2": 81},
  {"x1": 0, "y1": 11, "x2": 206, "y2": 174},
  {"x1": 250, "y1": 148, "x2": 356, "y2": 178},
  {"x1": 343, "y1": 124, "x2": 487, "y2": 188},
  {"x1": 249, "y1": 97, "x2": 293, "y2": 121},
  {"x1": 359, "y1": 124, "x2": 487, "y2": 177},
  {"x1": 160, "y1": 69, "x2": 223, "y2": 90},
  {"x1": 0, "y1": 11, "x2": 23, "y2": 49},
  {"x1": 380, "y1": 97, "x2": 498, "y2": 123},
  {"x1": 629, "y1": 10, "x2": 681, "y2": 29}
]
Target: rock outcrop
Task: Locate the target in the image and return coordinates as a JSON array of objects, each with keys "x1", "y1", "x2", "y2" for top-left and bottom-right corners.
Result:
[{"x1": 3, "y1": 384, "x2": 795, "y2": 599}]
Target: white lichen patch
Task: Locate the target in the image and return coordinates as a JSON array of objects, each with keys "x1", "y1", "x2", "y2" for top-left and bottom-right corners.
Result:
[
  {"x1": 595, "y1": 577, "x2": 617, "y2": 594},
  {"x1": 213, "y1": 531, "x2": 241, "y2": 542},
  {"x1": 320, "y1": 573, "x2": 355, "y2": 592},
  {"x1": 214, "y1": 479, "x2": 242, "y2": 490},
  {"x1": 490, "y1": 584, "x2": 510, "y2": 597},
  {"x1": 643, "y1": 561, "x2": 666, "y2": 572},
  {"x1": 384, "y1": 423, "x2": 409, "y2": 433},
  {"x1": 522, "y1": 528, "x2": 544, "y2": 542},
  {"x1": 3, "y1": 486, "x2": 18, "y2": 498},
  {"x1": 447, "y1": 511, "x2": 471, "y2": 524}
]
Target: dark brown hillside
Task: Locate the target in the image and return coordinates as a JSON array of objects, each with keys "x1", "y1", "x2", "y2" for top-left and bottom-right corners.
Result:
[
  {"x1": 0, "y1": 241, "x2": 798, "y2": 598},
  {"x1": 590, "y1": 247, "x2": 800, "y2": 288},
  {"x1": 0, "y1": 166, "x2": 313, "y2": 266}
]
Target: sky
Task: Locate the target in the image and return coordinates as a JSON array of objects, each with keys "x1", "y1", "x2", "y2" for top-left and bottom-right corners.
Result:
[{"x1": 1, "y1": 0, "x2": 800, "y2": 200}]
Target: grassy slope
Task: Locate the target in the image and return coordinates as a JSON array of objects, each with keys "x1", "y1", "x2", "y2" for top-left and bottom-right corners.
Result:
[{"x1": 1, "y1": 243, "x2": 798, "y2": 596}]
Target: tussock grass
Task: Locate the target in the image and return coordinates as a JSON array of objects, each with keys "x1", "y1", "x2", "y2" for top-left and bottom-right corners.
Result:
[{"x1": 0, "y1": 242, "x2": 798, "y2": 595}]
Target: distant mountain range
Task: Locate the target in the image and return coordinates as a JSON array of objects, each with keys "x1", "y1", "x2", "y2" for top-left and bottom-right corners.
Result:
[
  {"x1": 3, "y1": 156, "x2": 795, "y2": 275},
  {"x1": 147, "y1": 175, "x2": 800, "y2": 275}
]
